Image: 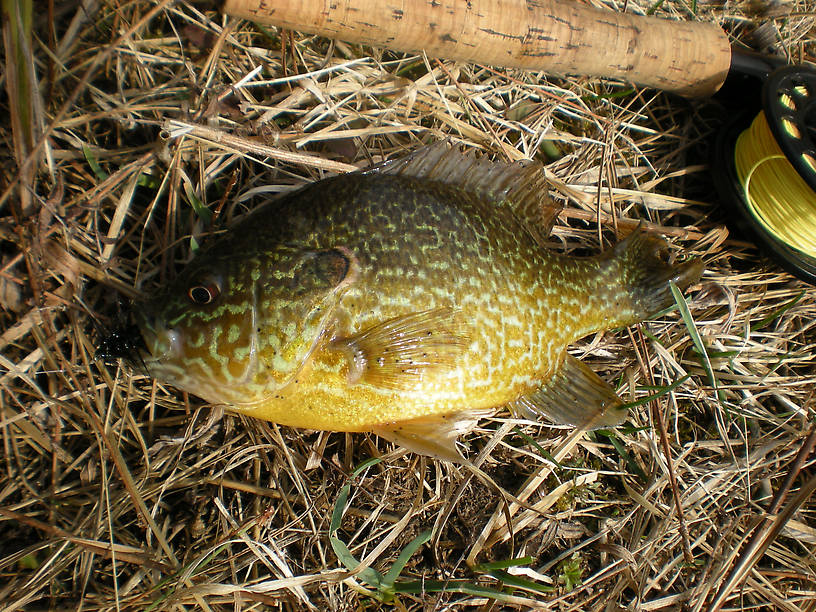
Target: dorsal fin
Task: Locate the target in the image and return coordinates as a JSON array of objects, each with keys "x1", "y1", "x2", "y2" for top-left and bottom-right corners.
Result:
[{"x1": 367, "y1": 142, "x2": 562, "y2": 243}]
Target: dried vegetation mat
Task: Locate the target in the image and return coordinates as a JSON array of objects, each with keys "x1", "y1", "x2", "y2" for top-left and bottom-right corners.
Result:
[{"x1": 2, "y1": 0, "x2": 816, "y2": 610}]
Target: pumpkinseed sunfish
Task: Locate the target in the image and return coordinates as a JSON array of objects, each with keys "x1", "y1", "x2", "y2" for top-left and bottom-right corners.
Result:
[{"x1": 100, "y1": 144, "x2": 703, "y2": 460}]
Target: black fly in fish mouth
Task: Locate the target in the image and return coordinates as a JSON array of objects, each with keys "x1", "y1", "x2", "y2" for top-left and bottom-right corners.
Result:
[{"x1": 95, "y1": 319, "x2": 150, "y2": 374}]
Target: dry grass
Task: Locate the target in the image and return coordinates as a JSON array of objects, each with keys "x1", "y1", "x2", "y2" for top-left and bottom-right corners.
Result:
[{"x1": 2, "y1": 0, "x2": 816, "y2": 610}]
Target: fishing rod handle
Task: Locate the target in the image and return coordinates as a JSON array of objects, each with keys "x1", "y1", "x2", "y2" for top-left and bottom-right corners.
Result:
[{"x1": 222, "y1": 0, "x2": 732, "y2": 96}]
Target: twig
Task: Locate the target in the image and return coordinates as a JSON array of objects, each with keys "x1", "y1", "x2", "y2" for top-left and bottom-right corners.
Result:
[
  {"x1": 162, "y1": 120, "x2": 358, "y2": 173},
  {"x1": 630, "y1": 327, "x2": 694, "y2": 565},
  {"x1": 706, "y1": 424, "x2": 816, "y2": 612}
]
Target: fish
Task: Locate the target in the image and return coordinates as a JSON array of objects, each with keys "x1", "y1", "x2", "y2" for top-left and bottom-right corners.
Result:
[{"x1": 100, "y1": 144, "x2": 703, "y2": 461}]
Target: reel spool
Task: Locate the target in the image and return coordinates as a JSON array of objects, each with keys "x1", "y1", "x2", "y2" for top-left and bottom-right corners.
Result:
[{"x1": 714, "y1": 64, "x2": 816, "y2": 284}]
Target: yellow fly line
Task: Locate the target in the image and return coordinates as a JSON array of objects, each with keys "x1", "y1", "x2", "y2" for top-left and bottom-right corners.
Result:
[{"x1": 734, "y1": 106, "x2": 816, "y2": 258}]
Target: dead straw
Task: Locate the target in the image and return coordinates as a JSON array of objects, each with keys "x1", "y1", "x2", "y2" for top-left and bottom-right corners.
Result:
[{"x1": 1, "y1": 0, "x2": 816, "y2": 610}]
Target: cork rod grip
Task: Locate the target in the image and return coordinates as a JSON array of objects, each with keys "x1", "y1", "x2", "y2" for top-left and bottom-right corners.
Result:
[{"x1": 222, "y1": 0, "x2": 732, "y2": 97}]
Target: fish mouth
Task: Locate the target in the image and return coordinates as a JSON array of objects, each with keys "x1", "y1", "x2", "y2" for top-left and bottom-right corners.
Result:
[
  {"x1": 95, "y1": 320, "x2": 151, "y2": 370},
  {"x1": 95, "y1": 314, "x2": 179, "y2": 374}
]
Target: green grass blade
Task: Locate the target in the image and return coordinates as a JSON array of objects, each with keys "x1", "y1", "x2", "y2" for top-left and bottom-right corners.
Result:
[
  {"x1": 646, "y1": 0, "x2": 666, "y2": 15},
  {"x1": 381, "y1": 529, "x2": 432, "y2": 591},
  {"x1": 754, "y1": 289, "x2": 805, "y2": 331},
  {"x1": 137, "y1": 172, "x2": 160, "y2": 189},
  {"x1": 486, "y1": 569, "x2": 554, "y2": 594},
  {"x1": 512, "y1": 427, "x2": 562, "y2": 467},
  {"x1": 618, "y1": 374, "x2": 692, "y2": 410},
  {"x1": 670, "y1": 281, "x2": 724, "y2": 404},
  {"x1": 329, "y1": 536, "x2": 384, "y2": 590},
  {"x1": 395, "y1": 579, "x2": 520, "y2": 601},
  {"x1": 2, "y1": 0, "x2": 36, "y2": 172},
  {"x1": 83, "y1": 145, "x2": 109, "y2": 181},
  {"x1": 330, "y1": 483, "x2": 350, "y2": 534},
  {"x1": 351, "y1": 457, "x2": 382, "y2": 478},
  {"x1": 473, "y1": 556, "x2": 534, "y2": 572},
  {"x1": 184, "y1": 184, "x2": 212, "y2": 224},
  {"x1": 596, "y1": 430, "x2": 647, "y2": 481},
  {"x1": 329, "y1": 482, "x2": 384, "y2": 589}
]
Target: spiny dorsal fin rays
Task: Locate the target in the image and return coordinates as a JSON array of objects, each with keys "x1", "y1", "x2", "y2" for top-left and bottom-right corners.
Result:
[
  {"x1": 508, "y1": 353, "x2": 628, "y2": 430},
  {"x1": 331, "y1": 307, "x2": 467, "y2": 391},
  {"x1": 368, "y1": 142, "x2": 562, "y2": 244}
]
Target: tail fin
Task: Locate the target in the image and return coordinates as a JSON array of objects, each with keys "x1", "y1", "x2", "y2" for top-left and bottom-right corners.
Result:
[{"x1": 605, "y1": 227, "x2": 703, "y2": 326}]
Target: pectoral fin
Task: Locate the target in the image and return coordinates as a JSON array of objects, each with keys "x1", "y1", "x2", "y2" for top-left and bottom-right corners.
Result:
[
  {"x1": 332, "y1": 308, "x2": 467, "y2": 390},
  {"x1": 372, "y1": 409, "x2": 492, "y2": 462},
  {"x1": 508, "y1": 353, "x2": 627, "y2": 429}
]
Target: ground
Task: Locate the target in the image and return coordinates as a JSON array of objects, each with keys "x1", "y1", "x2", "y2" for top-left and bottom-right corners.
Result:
[{"x1": 1, "y1": 0, "x2": 816, "y2": 610}]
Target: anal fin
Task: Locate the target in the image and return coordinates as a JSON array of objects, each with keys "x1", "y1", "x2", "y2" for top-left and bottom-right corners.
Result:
[
  {"x1": 372, "y1": 409, "x2": 492, "y2": 462},
  {"x1": 508, "y1": 354, "x2": 627, "y2": 430}
]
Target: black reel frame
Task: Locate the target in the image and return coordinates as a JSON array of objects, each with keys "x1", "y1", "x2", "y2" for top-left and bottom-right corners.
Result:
[{"x1": 712, "y1": 54, "x2": 816, "y2": 285}]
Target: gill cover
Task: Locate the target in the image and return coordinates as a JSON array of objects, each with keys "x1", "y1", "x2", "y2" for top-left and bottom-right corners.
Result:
[
  {"x1": 136, "y1": 244, "x2": 355, "y2": 405},
  {"x1": 253, "y1": 246, "x2": 355, "y2": 386}
]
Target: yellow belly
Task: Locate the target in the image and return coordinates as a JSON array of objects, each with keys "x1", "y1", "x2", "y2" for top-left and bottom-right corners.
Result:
[{"x1": 226, "y1": 344, "x2": 539, "y2": 431}]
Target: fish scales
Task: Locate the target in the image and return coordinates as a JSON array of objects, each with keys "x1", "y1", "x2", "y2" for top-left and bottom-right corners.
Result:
[
  {"x1": 168, "y1": 175, "x2": 585, "y2": 422},
  {"x1": 105, "y1": 145, "x2": 702, "y2": 460}
]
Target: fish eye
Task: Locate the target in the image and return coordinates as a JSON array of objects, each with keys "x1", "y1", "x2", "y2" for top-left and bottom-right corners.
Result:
[{"x1": 188, "y1": 282, "x2": 219, "y2": 305}]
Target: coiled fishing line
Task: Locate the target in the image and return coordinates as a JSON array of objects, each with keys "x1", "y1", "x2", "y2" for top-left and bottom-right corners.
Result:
[
  {"x1": 713, "y1": 64, "x2": 816, "y2": 283},
  {"x1": 734, "y1": 110, "x2": 816, "y2": 258}
]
